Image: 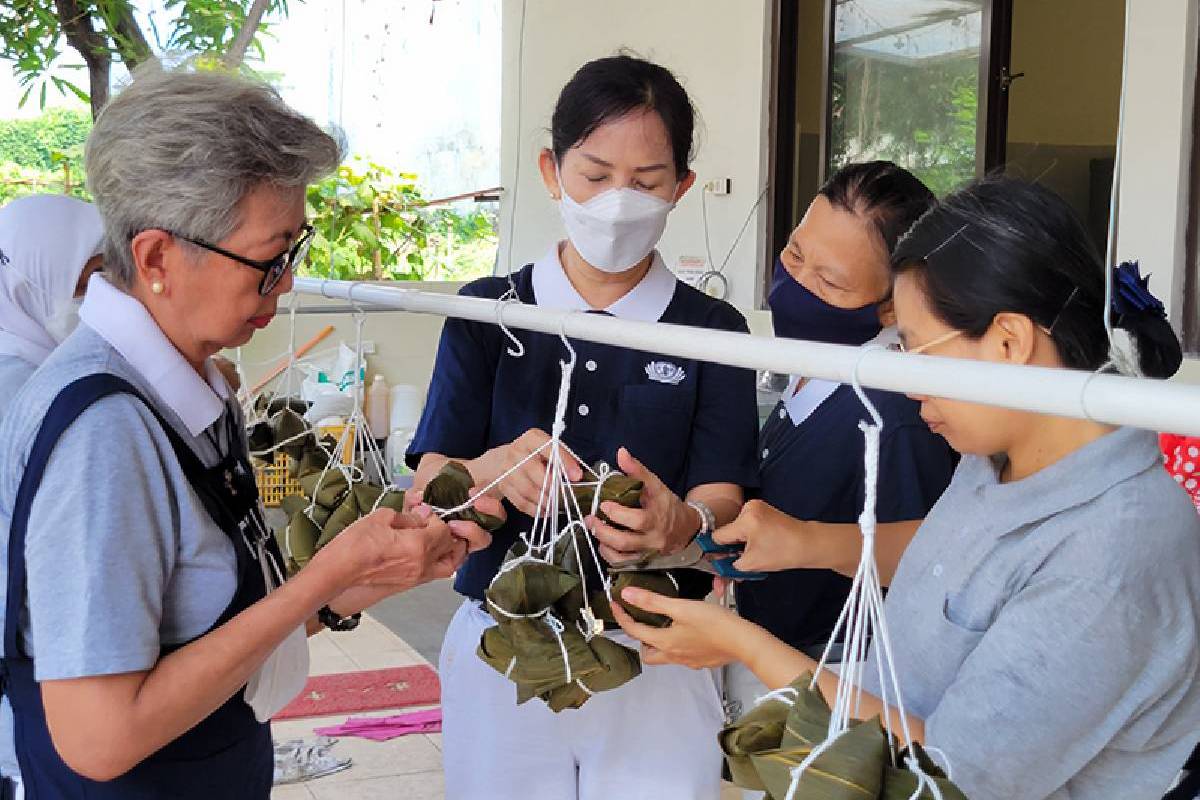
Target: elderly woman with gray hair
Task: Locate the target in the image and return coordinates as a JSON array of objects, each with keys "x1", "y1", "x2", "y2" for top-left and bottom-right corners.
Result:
[{"x1": 0, "y1": 67, "x2": 496, "y2": 799}]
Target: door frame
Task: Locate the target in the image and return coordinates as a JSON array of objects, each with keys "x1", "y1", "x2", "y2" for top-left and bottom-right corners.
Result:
[{"x1": 981, "y1": 0, "x2": 1015, "y2": 173}]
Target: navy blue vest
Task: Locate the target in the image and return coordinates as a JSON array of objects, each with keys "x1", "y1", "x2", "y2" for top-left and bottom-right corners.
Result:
[{"x1": 1, "y1": 375, "x2": 273, "y2": 798}]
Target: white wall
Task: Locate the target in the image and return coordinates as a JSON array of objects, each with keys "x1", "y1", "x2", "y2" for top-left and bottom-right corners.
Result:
[
  {"x1": 497, "y1": 0, "x2": 775, "y2": 310},
  {"x1": 1115, "y1": 0, "x2": 1198, "y2": 324}
]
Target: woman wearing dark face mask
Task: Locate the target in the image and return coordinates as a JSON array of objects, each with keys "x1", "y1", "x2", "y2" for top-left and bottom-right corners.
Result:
[
  {"x1": 719, "y1": 163, "x2": 957, "y2": 757},
  {"x1": 407, "y1": 55, "x2": 759, "y2": 799}
]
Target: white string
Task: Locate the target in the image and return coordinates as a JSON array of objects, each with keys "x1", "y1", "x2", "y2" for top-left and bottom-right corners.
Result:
[
  {"x1": 544, "y1": 611, "x2": 573, "y2": 685},
  {"x1": 785, "y1": 344, "x2": 943, "y2": 798},
  {"x1": 754, "y1": 686, "x2": 799, "y2": 708},
  {"x1": 427, "y1": 438, "x2": 553, "y2": 518}
]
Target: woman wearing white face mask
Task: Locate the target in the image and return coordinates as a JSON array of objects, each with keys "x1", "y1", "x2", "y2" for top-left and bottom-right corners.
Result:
[
  {"x1": 0, "y1": 195, "x2": 105, "y2": 417},
  {"x1": 408, "y1": 55, "x2": 760, "y2": 799}
]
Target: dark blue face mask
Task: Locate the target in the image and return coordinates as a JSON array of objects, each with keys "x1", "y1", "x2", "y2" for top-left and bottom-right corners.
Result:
[{"x1": 767, "y1": 257, "x2": 882, "y2": 345}]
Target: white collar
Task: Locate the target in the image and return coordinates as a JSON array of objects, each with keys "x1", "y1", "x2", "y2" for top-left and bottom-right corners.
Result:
[
  {"x1": 79, "y1": 275, "x2": 230, "y2": 437},
  {"x1": 782, "y1": 327, "x2": 901, "y2": 426},
  {"x1": 531, "y1": 242, "x2": 677, "y2": 322}
]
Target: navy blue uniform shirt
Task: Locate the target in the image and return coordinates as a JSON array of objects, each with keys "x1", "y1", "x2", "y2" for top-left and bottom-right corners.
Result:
[
  {"x1": 408, "y1": 245, "x2": 760, "y2": 600},
  {"x1": 735, "y1": 371, "x2": 956, "y2": 650}
]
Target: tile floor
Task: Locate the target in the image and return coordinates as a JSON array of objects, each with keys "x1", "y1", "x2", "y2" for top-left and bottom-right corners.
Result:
[{"x1": 270, "y1": 613, "x2": 742, "y2": 799}]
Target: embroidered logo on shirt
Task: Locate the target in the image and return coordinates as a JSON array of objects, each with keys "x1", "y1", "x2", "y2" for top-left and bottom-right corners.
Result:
[
  {"x1": 0, "y1": 247, "x2": 8, "y2": 266},
  {"x1": 645, "y1": 361, "x2": 685, "y2": 385}
]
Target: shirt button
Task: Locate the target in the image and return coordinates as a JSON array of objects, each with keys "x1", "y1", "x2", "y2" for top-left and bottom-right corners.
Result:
[
  {"x1": 585, "y1": 360, "x2": 597, "y2": 372},
  {"x1": 762, "y1": 448, "x2": 770, "y2": 459},
  {"x1": 932, "y1": 564, "x2": 944, "y2": 578},
  {"x1": 577, "y1": 404, "x2": 590, "y2": 417}
]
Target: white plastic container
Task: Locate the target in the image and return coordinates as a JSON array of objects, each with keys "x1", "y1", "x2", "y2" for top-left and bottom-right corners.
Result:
[
  {"x1": 365, "y1": 374, "x2": 391, "y2": 438},
  {"x1": 389, "y1": 384, "x2": 423, "y2": 431}
]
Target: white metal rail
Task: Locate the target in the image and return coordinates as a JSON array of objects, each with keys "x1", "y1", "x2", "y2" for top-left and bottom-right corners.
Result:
[{"x1": 293, "y1": 277, "x2": 1200, "y2": 437}]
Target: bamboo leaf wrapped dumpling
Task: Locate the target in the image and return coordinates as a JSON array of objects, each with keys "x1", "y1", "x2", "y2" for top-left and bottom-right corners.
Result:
[
  {"x1": 280, "y1": 511, "x2": 322, "y2": 573},
  {"x1": 881, "y1": 743, "x2": 968, "y2": 800},
  {"x1": 569, "y1": 471, "x2": 643, "y2": 525},
  {"x1": 753, "y1": 716, "x2": 889, "y2": 800},
  {"x1": 298, "y1": 467, "x2": 349, "y2": 509},
  {"x1": 317, "y1": 490, "x2": 361, "y2": 550},
  {"x1": 373, "y1": 487, "x2": 406, "y2": 512},
  {"x1": 484, "y1": 558, "x2": 581, "y2": 623},
  {"x1": 424, "y1": 461, "x2": 505, "y2": 531},
  {"x1": 719, "y1": 681, "x2": 793, "y2": 791},
  {"x1": 273, "y1": 407, "x2": 313, "y2": 462}
]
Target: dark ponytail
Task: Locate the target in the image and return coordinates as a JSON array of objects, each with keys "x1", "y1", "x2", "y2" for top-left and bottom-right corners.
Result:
[
  {"x1": 892, "y1": 176, "x2": 1182, "y2": 379},
  {"x1": 551, "y1": 54, "x2": 696, "y2": 180}
]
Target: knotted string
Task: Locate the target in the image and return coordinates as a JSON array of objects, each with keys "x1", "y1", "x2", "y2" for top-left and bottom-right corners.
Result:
[{"x1": 784, "y1": 344, "x2": 948, "y2": 799}]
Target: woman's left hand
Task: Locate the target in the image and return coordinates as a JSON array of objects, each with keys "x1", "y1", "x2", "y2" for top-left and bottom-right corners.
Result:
[
  {"x1": 610, "y1": 586, "x2": 751, "y2": 670},
  {"x1": 588, "y1": 447, "x2": 699, "y2": 563}
]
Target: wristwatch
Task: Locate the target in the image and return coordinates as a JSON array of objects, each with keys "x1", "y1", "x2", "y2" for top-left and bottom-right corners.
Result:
[
  {"x1": 686, "y1": 499, "x2": 716, "y2": 539},
  {"x1": 318, "y1": 605, "x2": 362, "y2": 632}
]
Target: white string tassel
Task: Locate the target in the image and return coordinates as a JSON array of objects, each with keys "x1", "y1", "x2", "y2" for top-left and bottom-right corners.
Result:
[{"x1": 787, "y1": 346, "x2": 945, "y2": 794}]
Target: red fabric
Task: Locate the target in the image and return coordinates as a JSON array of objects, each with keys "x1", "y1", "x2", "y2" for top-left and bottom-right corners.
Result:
[
  {"x1": 274, "y1": 665, "x2": 441, "y2": 720},
  {"x1": 1160, "y1": 433, "x2": 1200, "y2": 511}
]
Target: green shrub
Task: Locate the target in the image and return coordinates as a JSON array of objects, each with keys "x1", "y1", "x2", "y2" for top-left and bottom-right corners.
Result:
[
  {"x1": 0, "y1": 108, "x2": 91, "y2": 172},
  {"x1": 303, "y1": 158, "x2": 497, "y2": 282}
]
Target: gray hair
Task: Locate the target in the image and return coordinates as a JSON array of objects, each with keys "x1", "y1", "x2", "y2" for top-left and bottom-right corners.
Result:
[{"x1": 85, "y1": 63, "x2": 344, "y2": 289}]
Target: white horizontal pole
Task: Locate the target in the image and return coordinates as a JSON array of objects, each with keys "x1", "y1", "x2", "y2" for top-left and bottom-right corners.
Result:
[{"x1": 292, "y1": 278, "x2": 1200, "y2": 437}]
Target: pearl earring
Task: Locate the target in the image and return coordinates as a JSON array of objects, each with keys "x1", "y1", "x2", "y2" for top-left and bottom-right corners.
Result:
[{"x1": 151, "y1": 281, "x2": 164, "y2": 295}]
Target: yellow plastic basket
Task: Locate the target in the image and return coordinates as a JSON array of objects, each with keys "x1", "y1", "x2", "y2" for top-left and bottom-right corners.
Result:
[{"x1": 254, "y1": 423, "x2": 355, "y2": 507}]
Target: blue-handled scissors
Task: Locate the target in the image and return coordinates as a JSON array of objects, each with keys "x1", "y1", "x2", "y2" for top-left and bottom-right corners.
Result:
[{"x1": 609, "y1": 531, "x2": 766, "y2": 581}]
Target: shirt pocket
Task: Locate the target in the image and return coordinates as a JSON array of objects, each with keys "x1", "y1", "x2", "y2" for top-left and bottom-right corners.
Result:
[
  {"x1": 941, "y1": 587, "x2": 997, "y2": 635},
  {"x1": 619, "y1": 384, "x2": 697, "y2": 489}
]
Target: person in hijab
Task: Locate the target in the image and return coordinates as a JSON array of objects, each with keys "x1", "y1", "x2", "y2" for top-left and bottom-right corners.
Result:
[
  {"x1": 0, "y1": 195, "x2": 105, "y2": 420},
  {"x1": 0, "y1": 194, "x2": 104, "y2": 798}
]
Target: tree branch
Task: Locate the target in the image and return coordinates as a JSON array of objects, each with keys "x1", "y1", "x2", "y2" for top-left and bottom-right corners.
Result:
[
  {"x1": 53, "y1": 0, "x2": 112, "y2": 117},
  {"x1": 222, "y1": 0, "x2": 272, "y2": 69},
  {"x1": 107, "y1": 0, "x2": 152, "y2": 69}
]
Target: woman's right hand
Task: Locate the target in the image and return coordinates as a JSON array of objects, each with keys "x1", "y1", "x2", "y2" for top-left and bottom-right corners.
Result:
[
  {"x1": 318, "y1": 506, "x2": 491, "y2": 595},
  {"x1": 469, "y1": 428, "x2": 582, "y2": 517},
  {"x1": 712, "y1": 499, "x2": 816, "y2": 574}
]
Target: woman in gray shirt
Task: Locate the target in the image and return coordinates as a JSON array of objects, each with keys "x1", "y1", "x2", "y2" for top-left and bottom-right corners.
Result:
[{"x1": 613, "y1": 177, "x2": 1200, "y2": 800}]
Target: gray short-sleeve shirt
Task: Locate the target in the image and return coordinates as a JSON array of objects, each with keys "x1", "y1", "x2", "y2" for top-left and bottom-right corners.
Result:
[
  {"x1": 0, "y1": 326, "x2": 238, "y2": 680},
  {"x1": 867, "y1": 426, "x2": 1200, "y2": 799}
]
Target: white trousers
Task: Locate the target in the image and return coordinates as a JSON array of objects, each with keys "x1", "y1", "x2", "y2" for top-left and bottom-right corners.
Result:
[
  {"x1": 440, "y1": 600, "x2": 725, "y2": 800},
  {"x1": 723, "y1": 662, "x2": 769, "y2": 800}
]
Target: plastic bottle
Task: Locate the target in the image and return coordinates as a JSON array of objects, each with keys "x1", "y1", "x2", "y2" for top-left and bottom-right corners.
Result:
[{"x1": 365, "y1": 374, "x2": 391, "y2": 438}]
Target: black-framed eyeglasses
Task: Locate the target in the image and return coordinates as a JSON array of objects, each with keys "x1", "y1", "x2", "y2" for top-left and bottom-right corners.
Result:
[{"x1": 173, "y1": 224, "x2": 315, "y2": 296}]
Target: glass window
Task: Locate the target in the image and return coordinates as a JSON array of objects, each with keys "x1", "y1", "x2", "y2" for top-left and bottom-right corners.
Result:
[{"x1": 828, "y1": 0, "x2": 985, "y2": 195}]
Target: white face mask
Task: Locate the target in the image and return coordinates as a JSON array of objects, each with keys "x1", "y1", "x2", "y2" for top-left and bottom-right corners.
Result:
[
  {"x1": 558, "y1": 175, "x2": 676, "y2": 273},
  {"x1": 244, "y1": 536, "x2": 310, "y2": 722},
  {"x1": 43, "y1": 296, "x2": 83, "y2": 344}
]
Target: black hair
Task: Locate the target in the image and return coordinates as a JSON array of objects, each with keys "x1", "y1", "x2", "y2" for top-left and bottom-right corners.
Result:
[
  {"x1": 551, "y1": 54, "x2": 696, "y2": 179},
  {"x1": 892, "y1": 176, "x2": 1183, "y2": 378},
  {"x1": 819, "y1": 161, "x2": 937, "y2": 255}
]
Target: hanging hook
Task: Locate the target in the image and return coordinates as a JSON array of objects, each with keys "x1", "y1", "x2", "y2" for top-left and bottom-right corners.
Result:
[
  {"x1": 557, "y1": 312, "x2": 577, "y2": 371},
  {"x1": 495, "y1": 288, "x2": 526, "y2": 358},
  {"x1": 346, "y1": 281, "x2": 369, "y2": 324},
  {"x1": 850, "y1": 344, "x2": 884, "y2": 429}
]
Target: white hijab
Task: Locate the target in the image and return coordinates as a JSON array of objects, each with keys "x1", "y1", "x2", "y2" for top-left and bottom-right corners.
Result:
[{"x1": 0, "y1": 195, "x2": 104, "y2": 365}]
